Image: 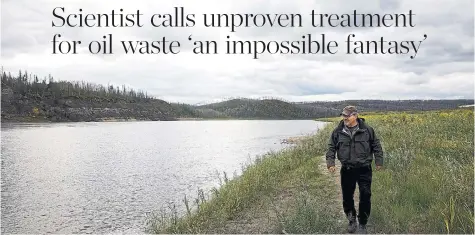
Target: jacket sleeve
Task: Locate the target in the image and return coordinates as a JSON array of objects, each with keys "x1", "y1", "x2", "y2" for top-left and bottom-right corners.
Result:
[
  {"x1": 325, "y1": 130, "x2": 337, "y2": 168},
  {"x1": 370, "y1": 127, "x2": 384, "y2": 166}
]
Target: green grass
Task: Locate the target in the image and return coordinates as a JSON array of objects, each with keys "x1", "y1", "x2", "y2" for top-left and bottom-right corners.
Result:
[
  {"x1": 148, "y1": 109, "x2": 474, "y2": 234},
  {"x1": 146, "y1": 124, "x2": 339, "y2": 233},
  {"x1": 366, "y1": 109, "x2": 474, "y2": 234}
]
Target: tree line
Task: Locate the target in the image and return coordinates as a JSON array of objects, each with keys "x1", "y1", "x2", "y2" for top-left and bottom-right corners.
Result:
[
  {"x1": 1, "y1": 68, "x2": 152, "y2": 102},
  {"x1": 1, "y1": 68, "x2": 473, "y2": 122}
]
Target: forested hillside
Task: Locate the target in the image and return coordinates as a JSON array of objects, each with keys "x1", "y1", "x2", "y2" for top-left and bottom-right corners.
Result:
[
  {"x1": 1, "y1": 70, "x2": 189, "y2": 122},
  {"x1": 196, "y1": 98, "x2": 474, "y2": 119},
  {"x1": 196, "y1": 98, "x2": 318, "y2": 119},
  {"x1": 1, "y1": 70, "x2": 473, "y2": 122},
  {"x1": 294, "y1": 99, "x2": 474, "y2": 113}
]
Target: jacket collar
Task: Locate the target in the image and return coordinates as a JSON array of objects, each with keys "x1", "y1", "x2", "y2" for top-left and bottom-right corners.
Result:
[{"x1": 337, "y1": 117, "x2": 368, "y2": 132}]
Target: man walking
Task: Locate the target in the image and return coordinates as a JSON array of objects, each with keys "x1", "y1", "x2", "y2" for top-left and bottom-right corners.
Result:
[{"x1": 326, "y1": 106, "x2": 384, "y2": 233}]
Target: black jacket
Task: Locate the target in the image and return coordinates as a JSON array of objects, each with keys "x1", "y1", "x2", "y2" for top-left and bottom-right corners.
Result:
[{"x1": 326, "y1": 118, "x2": 383, "y2": 168}]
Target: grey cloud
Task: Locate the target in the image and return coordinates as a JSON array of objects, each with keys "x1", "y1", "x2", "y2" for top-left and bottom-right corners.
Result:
[
  {"x1": 289, "y1": 83, "x2": 348, "y2": 96},
  {"x1": 379, "y1": 0, "x2": 400, "y2": 11},
  {"x1": 1, "y1": 0, "x2": 473, "y2": 103},
  {"x1": 403, "y1": 74, "x2": 430, "y2": 85}
]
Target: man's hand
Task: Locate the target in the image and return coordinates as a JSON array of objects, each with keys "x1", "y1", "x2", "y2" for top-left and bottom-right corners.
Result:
[
  {"x1": 376, "y1": 165, "x2": 383, "y2": 171},
  {"x1": 328, "y1": 166, "x2": 336, "y2": 173}
]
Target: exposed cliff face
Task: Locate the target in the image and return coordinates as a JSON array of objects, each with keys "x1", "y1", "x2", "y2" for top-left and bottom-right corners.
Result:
[{"x1": 1, "y1": 87, "x2": 178, "y2": 122}]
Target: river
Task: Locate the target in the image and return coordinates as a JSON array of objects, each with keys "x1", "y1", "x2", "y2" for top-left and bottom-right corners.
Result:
[{"x1": 1, "y1": 120, "x2": 327, "y2": 233}]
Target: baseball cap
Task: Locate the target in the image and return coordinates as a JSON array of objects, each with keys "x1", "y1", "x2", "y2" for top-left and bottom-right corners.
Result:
[{"x1": 341, "y1": 106, "x2": 358, "y2": 116}]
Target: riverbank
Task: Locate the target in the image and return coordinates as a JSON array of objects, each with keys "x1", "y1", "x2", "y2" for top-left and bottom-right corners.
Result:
[
  {"x1": 0, "y1": 116, "x2": 163, "y2": 123},
  {"x1": 149, "y1": 109, "x2": 474, "y2": 234},
  {"x1": 1, "y1": 116, "x2": 321, "y2": 123},
  {"x1": 147, "y1": 120, "x2": 342, "y2": 233}
]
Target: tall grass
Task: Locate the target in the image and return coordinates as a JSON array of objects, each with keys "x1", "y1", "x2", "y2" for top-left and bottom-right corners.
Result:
[
  {"x1": 362, "y1": 109, "x2": 474, "y2": 234},
  {"x1": 148, "y1": 109, "x2": 474, "y2": 234},
  {"x1": 147, "y1": 123, "x2": 336, "y2": 233}
]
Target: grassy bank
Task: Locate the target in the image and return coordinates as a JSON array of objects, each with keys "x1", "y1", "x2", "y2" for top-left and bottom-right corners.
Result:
[
  {"x1": 362, "y1": 109, "x2": 474, "y2": 233},
  {"x1": 148, "y1": 109, "x2": 474, "y2": 234},
  {"x1": 146, "y1": 122, "x2": 343, "y2": 233}
]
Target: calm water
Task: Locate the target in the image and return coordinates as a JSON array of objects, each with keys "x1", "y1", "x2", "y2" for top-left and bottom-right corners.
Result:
[{"x1": 1, "y1": 120, "x2": 327, "y2": 234}]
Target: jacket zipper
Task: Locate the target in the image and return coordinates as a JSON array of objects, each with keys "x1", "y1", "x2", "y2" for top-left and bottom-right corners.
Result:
[{"x1": 340, "y1": 129, "x2": 365, "y2": 165}]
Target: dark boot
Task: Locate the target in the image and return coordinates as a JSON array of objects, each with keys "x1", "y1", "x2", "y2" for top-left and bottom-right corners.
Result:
[
  {"x1": 358, "y1": 224, "x2": 367, "y2": 234},
  {"x1": 347, "y1": 212, "x2": 357, "y2": 233}
]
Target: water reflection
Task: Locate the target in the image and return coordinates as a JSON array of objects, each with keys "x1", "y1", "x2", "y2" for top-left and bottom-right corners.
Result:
[{"x1": 1, "y1": 120, "x2": 327, "y2": 233}]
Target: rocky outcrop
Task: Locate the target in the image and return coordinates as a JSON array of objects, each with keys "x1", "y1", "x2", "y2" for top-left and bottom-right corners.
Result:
[{"x1": 1, "y1": 89, "x2": 178, "y2": 122}]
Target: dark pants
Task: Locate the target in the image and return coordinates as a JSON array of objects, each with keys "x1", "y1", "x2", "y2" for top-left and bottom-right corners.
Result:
[{"x1": 340, "y1": 165, "x2": 372, "y2": 225}]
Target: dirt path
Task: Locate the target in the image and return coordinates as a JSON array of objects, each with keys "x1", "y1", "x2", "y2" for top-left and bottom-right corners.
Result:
[
  {"x1": 317, "y1": 156, "x2": 349, "y2": 233},
  {"x1": 205, "y1": 187, "x2": 297, "y2": 234},
  {"x1": 204, "y1": 155, "x2": 357, "y2": 234}
]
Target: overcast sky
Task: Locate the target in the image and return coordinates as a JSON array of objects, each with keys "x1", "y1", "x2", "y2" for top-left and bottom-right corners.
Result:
[{"x1": 2, "y1": 0, "x2": 474, "y2": 104}]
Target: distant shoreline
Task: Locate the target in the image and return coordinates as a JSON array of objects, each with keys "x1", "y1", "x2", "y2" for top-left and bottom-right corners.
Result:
[
  {"x1": 3, "y1": 106, "x2": 472, "y2": 124},
  {"x1": 1, "y1": 116, "x2": 323, "y2": 124},
  {"x1": 2, "y1": 70, "x2": 473, "y2": 125}
]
